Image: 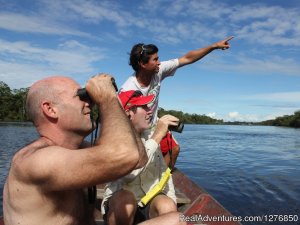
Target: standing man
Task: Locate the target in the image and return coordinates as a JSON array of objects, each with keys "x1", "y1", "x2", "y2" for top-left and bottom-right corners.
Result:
[{"x1": 120, "y1": 36, "x2": 234, "y2": 169}]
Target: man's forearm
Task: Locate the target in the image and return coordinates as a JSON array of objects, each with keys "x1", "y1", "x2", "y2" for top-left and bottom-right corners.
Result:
[
  {"x1": 95, "y1": 96, "x2": 140, "y2": 173},
  {"x1": 178, "y1": 45, "x2": 215, "y2": 67}
]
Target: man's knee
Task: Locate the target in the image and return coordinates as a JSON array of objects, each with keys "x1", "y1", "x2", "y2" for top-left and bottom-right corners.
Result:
[
  {"x1": 149, "y1": 195, "x2": 177, "y2": 217},
  {"x1": 109, "y1": 189, "x2": 136, "y2": 209},
  {"x1": 172, "y1": 145, "x2": 180, "y2": 154},
  {"x1": 107, "y1": 190, "x2": 137, "y2": 224}
]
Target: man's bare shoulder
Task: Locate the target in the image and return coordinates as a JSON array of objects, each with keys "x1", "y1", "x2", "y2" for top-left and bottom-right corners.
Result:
[{"x1": 11, "y1": 138, "x2": 52, "y2": 181}]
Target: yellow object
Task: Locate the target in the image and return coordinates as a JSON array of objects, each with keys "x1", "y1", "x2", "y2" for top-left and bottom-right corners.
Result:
[{"x1": 138, "y1": 167, "x2": 172, "y2": 207}]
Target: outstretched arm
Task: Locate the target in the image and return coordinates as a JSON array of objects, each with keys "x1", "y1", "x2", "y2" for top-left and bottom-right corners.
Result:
[{"x1": 178, "y1": 36, "x2": 234, "y2": 67}]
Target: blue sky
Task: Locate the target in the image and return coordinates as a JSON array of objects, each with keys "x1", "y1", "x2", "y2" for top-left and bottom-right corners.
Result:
[{"x1": 1, "y1": 0, "x2": 300, "y2": 122}]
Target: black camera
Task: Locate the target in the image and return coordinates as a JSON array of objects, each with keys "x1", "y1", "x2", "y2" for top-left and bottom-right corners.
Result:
[
  {"x1": 168, "y1": 122, "x2": 184, "y2": 133},
  {"x1": 77, "y1": 78, "x2": 118, "y2": 101}
]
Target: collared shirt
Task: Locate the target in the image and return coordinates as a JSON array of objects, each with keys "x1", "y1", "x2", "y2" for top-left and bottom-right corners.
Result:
[{"x1": 101, "y1": 137, "x2": 176, "y2": 215}]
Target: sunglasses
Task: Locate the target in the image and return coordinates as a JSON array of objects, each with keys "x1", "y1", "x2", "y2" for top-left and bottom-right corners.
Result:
[{"x1": 140, "y1": 45, "x2": 148, "y2": 55}]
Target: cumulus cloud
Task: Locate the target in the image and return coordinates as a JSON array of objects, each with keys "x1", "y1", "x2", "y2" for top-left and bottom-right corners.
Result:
[{"x1": 206, "y1": 112, "x2": 217, "y2": 119}]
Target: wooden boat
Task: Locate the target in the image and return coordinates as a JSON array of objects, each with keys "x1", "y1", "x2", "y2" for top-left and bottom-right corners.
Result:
[
  {"x1": 94, "y1": 169, "x2": 243, "y2": 225},
  {"x1": 0, "y1": 169, "x2": 242, "y2": 225}
]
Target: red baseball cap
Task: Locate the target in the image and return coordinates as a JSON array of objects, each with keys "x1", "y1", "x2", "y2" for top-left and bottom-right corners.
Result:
[{"x1": 118, "y1": 90, "x2": 154, "y2": 110}]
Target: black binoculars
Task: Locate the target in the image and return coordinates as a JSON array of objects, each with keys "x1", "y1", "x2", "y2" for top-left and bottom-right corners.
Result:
[
  {"x1": 168, "y1": 122, "x2": 184, "y2": 133},
  {"x1": 77, "y1": 78, "x2": 118, "y2": 101}
]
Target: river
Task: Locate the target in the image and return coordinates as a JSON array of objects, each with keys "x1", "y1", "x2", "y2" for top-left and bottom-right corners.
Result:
[{"x1": 1, "y1": 124, "x2": 300, "y2": 224}]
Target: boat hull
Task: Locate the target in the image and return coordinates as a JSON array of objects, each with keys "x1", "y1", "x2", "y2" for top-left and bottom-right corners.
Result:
[{"x1": 173, "y1": 169, "x2": 242, "y2": 225}]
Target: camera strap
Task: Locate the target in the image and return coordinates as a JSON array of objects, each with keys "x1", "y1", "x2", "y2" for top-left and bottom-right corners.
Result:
[
  {"x1": 88, "y1": 109, "x2": 100, "y2": 204},
  {"x1": 166, "y1": 132, "x2": 173, "y2": 171}
]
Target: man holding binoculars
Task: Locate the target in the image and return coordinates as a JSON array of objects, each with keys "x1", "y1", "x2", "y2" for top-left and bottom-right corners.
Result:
[
  {"x1": 101, "y1": 90, "x2": 183, "y2": 225},
  {"x1": 3, "y1": 74, "x2": 185, "y2": 225}
]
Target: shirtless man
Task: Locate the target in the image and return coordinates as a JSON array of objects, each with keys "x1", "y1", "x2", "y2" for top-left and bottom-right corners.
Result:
[{"x1": 2, "y1": 74, "x2": 149, "y2": 225}]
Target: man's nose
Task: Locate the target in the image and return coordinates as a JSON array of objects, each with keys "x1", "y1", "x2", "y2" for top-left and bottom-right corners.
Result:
[{"x1": 146, "y1": 108, "x2": 153, "y2": 115}]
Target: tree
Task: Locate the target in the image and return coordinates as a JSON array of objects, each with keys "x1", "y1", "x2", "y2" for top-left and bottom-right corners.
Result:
[
  {"x1": 0, "y1": 81, "x2": 12, "y2": 120},
  {"x1": 0, "y1": 81, "x2": 29, "y2": 121}
]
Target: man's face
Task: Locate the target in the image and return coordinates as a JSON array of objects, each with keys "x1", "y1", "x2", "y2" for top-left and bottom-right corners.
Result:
[
  {"x1": 129, "y1": 105, "x2": 152, "y2": 133},
  {"x1": 142, "y1": 53, "x2": 160, "y2": 74},
  {"x1": 56, "y1": 81, "x2": 94, "y2": 135}
]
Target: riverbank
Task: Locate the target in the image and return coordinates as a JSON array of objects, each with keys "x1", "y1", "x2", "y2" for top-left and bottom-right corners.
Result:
[{"x1": 0, "y1": 121, "x2": 33, "y2": 126}]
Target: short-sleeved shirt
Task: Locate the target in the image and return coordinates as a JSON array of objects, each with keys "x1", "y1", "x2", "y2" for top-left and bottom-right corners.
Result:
[{"x1": 120, "y1": 59, "x2": 179, "y2": 127}]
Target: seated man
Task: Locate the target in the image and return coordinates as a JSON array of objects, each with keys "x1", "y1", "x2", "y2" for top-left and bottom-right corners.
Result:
[
  {"x1": 102, "y1": 90, "x2": 183, "y2": 225},
  {"x1": 2, "y1": 74, "x2": 148, "y2": 225}
]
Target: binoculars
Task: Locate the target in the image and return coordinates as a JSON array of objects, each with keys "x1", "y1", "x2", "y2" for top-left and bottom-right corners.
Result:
[
  {"x1": 77, "y1": 78, "x2": 118, "y2": 101},
  {"x1": 168, "y1": 122, "x2": 184, "y2": 133}
]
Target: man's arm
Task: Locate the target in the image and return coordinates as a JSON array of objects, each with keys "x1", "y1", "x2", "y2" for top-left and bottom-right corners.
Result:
[
  {"x1": 82, "y1": 74, "x2": 148, "y2": 182},
  {"x1": 18, "y1": 74, "x2": 148, "y2": 191},
  {"x1": 178, "y1": 36, "x2": 234, "y2": 67}
]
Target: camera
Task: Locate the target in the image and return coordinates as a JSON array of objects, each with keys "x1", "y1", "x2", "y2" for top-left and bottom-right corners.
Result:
[
  {"x1": 77, "y1": 78, "x2": 118, "y2": 101},
  {"x1": 168, "y1": 122, "x2": 184, "y2": 133}
]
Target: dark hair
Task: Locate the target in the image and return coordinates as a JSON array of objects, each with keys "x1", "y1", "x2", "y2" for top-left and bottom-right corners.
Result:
[{"x1": 129, "y1": 43, "x2": 159, "y2": 72}]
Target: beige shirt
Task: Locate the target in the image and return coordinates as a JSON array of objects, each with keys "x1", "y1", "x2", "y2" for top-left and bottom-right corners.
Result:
[{"x1": 101, "y1": 138, "x2": 176, "y2": 214}]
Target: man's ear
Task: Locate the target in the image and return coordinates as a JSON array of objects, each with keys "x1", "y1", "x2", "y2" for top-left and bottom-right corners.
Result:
[
  {"x1": 41, "y1": 101, "x2": 58, "y2": 119},
  {"x1": 139, "y1": 61, "x2": 146, "y2": 69},
  {"x1": 125, "y1": 109, "x2": 132, "y2": 120}
]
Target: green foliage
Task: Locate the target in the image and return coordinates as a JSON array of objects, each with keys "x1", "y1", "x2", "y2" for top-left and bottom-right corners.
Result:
[
  {"x1": 258, "y1": 110, "x2": 300, "y2": 128},
  {"x1": 1, "y1": 80, "x2": 299, "y2": 128},
  {"x1": 0, "y1": 81, "x2": 29, "y2": 121},
  {"x1": 158, "y1": 107, "x2": 223, "y2": 124}
]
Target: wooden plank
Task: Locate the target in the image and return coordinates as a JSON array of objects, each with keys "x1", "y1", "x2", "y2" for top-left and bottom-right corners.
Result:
[{"x1": 175, "y1": 187, "x2": 191, "y2": 204}]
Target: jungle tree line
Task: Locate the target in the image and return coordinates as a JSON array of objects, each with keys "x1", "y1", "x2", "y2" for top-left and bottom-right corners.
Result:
[
  {"x1": 1, "y1": 81, "x2": 300, "y2": 128},
  {"x1": 158, "y1": 108, "x2": 224, "y2": 124},
  {"x1": 0, "y1": 81, "x2": 29, "y2": 121},
  {"x1": 258, "y1": 111, "x2": 300, "y2": 128}
]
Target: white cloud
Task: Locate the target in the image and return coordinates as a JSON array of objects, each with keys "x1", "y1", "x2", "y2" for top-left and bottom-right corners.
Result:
[
  {"x1": 0, "y1": 12, "x2": 90, "y2": 37},
  {"x1": 0, "y1": 39, "x2": 106, "y2": 89},
  {"x1": 205, "y1": 110, "x2": 295, "y2": 122},
  {"x1": 1, "y1": 0, "x2": 299, "y2": 48},
  {"x1": 224, "y1": 112, "x2": 276, "y2": 122},
  {"x1": 200, "y1": 53, "x2": 300, "y2": 77},
  {"x1": 206, "y1": 112, "x2": 217, "y2": 118},
  {"x1": 228, "y1": 111, "x2": 240, "y2": 119}
]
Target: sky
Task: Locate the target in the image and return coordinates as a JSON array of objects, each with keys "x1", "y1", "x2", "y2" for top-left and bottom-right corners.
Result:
[{"x1": 1, "y1": 0, "x2": 300, "y2": 122}]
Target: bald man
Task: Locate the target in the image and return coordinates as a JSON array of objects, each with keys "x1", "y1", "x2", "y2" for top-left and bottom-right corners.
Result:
[{"x1": 3, "y1": 74, "x2": 148, "y2": 225}]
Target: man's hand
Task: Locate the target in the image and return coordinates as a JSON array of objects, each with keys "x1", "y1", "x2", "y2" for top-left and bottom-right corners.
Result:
[
  {"x1": 85, "y1": 73, "x2": 116, "y2": 104},
  {"x1": 151, "y1": 115, "x2": 179, "y2": 144},
  {"x1": 212, "y1": 36, "x2": 234, "y2": 50}
]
